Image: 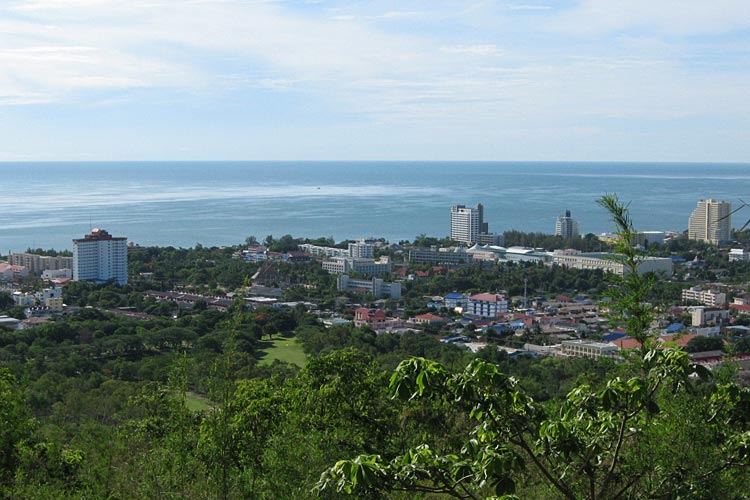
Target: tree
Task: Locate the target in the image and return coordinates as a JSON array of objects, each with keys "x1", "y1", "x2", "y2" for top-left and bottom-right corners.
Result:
[
  {"x1": 0, "y1": 292, "x2": 13, "y2": 311},
  {"x1": 596, "y1": 194, "x2": 657, "y2": 355},
  {"x1": 684, "y1": 335, "x2": 724, "y2": 353},
  {"x1": 0, "y1": 369, "x2": 34, "y2": 490},
  {"x1": 3, "y1": 306, "x2": 26, "y2": 320},
  {"x1": 319, "y1": 351, "x2": 727, "y2": 499}
]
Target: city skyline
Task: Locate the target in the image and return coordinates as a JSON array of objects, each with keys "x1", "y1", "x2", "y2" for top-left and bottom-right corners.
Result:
[{"x1": 1, "y1": 1, "x2": 749, "y2": 162}]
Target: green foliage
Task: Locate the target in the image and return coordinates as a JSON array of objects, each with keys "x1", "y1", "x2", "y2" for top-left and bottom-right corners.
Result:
[
  {"x1": 503, "y1": 230, "x2": 610, "y2": 252},
  {"x1": 0, "y1": 369, "x2": 35, "y2": 491},
  {"x1": 0, "y1": 292, "x2": 13, "y2": 311},
  {"x1": 318, "y1": 349, "x2": 747, "y2": 500},
  {"x1": 684, "y1": 335, "x2": 725, "y2": 353}
]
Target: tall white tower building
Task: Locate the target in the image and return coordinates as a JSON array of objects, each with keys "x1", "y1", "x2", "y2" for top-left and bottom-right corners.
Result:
[
  {"x1": 555, "y1": 210, "x2": 580, "y2": 239},
  {"x1": 688, "y1": 199, "x2": 731, "y2": 244},
  {"x1": 450, "y1": 204, "x2": 487, "y2": 244},
  {"x1": 73, "y1": 228, "x2": 128, "y2": 285}
]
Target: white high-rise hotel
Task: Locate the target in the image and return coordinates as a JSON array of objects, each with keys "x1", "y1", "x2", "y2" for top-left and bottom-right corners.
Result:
[
  {"x1": 73, "y1": 228, "x2": 128, "y2": 285},
  {"x1": 688, "y1": 199, "x2": 731, "y2": 244},
  {"x1": 450, "y1": 204, "x2": 487, "y2": 244}
]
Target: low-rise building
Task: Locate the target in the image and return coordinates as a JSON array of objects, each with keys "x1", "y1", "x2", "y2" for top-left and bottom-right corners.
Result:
[
  {"x1": 467, "y1": 245, "x2": 552, "y2": 264},
  {"x1": 354, "y1": 307, "x2": 386, "y2": 330},
  {"x1": 1, "y1": 264, "x2": 30, "y2": 280},
  {"x1": 444, "y1": 292, "x2": 468, "y2": 310},
  {"x1": 24, "y1": 306, "x2": 54, "y2": 318},
  {"x1": 298, "y1": 243, "x2": 348, "y2": 258},
  {"x1": 337, "y1": 275, "x2": 402, "y2": 299},
  {"x1": 11, "y1": 265, "x2": 28, "y2": 279},
  {"x1": 143, "y1": 290, "x2": 235, "y2": 311},
  {"x1": 0, "y1": 263, "x2": 13, "y2": 281},
  {"x1": 633, "y1": 231, "x2": 666, "y2": 246},
  {"x1": 41, "y1": 268, "x2": 73, "y2": 280},
  {"x1": 282, "y1": 251, "x2": 311, "y2": 263},
  {"x1": 691, "y1": 307, "x2": 730, "y2": 327},
  {"x1": 353, "y1": 307, "x2": 404, "y2": 331},
  {"x1": 11, "y1": 291, "x2": 36, "y2": 307},
  {"x1": 322, "y1": 256, "x2": 392, "y2": 276},
  {"x1": 466, "y1": 293, "x2": 508, "y2": 318},
  {"x1": 343, "y1": 257, "x2": 374, "y2": 274},
  {"x1": 408, "y1": 248, "x2": 473, "y2": 266},
  {"x1": 552, "y1": 251, "x2": 673, "y2": 276},
  {"x1": 560, "y1": 339, "x2": 619, "y2": 359},
  {"x1": 8, "y1": 253, "x2": 73, "y2": 275},
  {"x1": 36, "y1": 287, "x2": 63, "y2": 311},
  {"x1": 0, "y1": 315, "x2": 21, "y2": 330},
  {"x1": 411, "y1": 313, "x2": 449, "y2": 326},
  {"x1": 729, "y1": 248, "x2": 750, "y2": 261},
  {"x1": 681, "y1": 286, "x2": 726, "y2": 307},
  {"x1": 238, "y1": 245, "x2": 268, "y2": 262}
]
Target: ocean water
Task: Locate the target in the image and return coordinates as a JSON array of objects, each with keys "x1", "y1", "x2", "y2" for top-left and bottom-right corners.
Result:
[{"x1": 1, "y1": 161, "x2": 749, "y2": 253}]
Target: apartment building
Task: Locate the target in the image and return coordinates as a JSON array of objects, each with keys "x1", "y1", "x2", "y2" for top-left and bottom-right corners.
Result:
[{"x1": 682, "y1": 286, "x2": 726, "y2": 307}]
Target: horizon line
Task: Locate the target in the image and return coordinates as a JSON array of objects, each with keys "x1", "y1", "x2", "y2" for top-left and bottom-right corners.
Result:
[{"x1": 1, "y1": 159, "x2": 749, "y2": 165}]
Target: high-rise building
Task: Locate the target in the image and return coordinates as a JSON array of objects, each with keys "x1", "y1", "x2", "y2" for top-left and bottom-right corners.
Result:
[
  {"x1": 73, "y1": 228, "x2": 128, "y2": 285},
  {"x1": 688, "y1": 199, "x2": 731, "y2": 244},
  {"x1": 450, "y1": 204, "x2": 487, "y2": 244},
  {"x1": 555, "y1": 210, "x2": 580, "y2": 239}
]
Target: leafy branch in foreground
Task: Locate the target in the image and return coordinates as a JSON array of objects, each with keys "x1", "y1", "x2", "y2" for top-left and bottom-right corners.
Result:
[
  {"x1": 596, "y1": 194, "x2": 656, "y2": 354},
  {"x1": 317, "y1": 351, "x2": 722, "y2": 500}
]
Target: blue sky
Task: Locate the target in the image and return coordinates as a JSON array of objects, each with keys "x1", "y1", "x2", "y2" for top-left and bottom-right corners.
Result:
[{"x1": 1, "y1": 0, "x2": 749, "y2": 161}]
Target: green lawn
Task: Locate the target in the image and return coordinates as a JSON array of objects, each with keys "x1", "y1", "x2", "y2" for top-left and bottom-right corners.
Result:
[
  {"x1": 181, "y1": 391, "x2": 213, "y2": 412},
  {"x1": 257, "y1": 336, "x2": 307, "y2": 367}
]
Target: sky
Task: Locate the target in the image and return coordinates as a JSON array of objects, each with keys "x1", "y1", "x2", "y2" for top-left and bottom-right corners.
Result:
[{"x1": 1, "y1": 0, "x2": 749, "y2": 162}]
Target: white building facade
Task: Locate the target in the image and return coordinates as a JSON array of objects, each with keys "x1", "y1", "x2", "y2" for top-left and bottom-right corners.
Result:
[
  {"x1": 322, "y1": 256, "x2": 392, "y2": 276},
  {"x1": 682, "y1": 286, "x2": 726, "y2": 307},
  {"x1": 337, "y1": 275, "x2": 401, "y2": 299},
  {"x1": 560, "y1": 340, "x2": 619, "y2": 359},
  {"x1": 729, "y1": 249, "x2": 750, "y2": 262},
  {"x1": 552, "y1": 252, "x2": 673, "y2": 276},
  {"x1": 73, "y1": 228, "x2": 128, "y2": 285},
  {"x1": 688, "y1": 199, "x2": 731, "y2": 244},
  {"x1": 348, "y1": 239, "x2": 375, "y2": 259},
  {"x1": 450, "y1": 204, "x2": 487, "y2": 244}
]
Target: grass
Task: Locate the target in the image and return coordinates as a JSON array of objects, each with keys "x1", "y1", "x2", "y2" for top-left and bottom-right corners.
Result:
[
  {"x1": 257, "y1": 336, "x2": 307, "y2": 367},
  {"x1": 172, "y1": 336, "x2": 307, "y2": 412},
  {"x1": 182, "y1": 391, "x2": 213, "y2": 412}
]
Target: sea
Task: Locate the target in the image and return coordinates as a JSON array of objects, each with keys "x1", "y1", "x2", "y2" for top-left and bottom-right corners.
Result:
[{"x1": 1, "y1": 161, "x2": 749, "y2": 253}]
